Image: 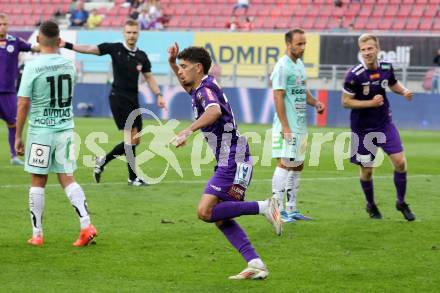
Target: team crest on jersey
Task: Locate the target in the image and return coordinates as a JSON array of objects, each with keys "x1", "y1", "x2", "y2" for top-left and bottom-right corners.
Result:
[
  {"x1": 6, "y1": 44, "x2": 14, "y2": 53},
  {"x1": 136, "y1": 64, "x2": 142, "y2": 72},
  {"x1": 381, "y1": 79, "x2": 389, "y2": 89},
  {"x1": 362, "y1": 82, "x2": 370, "y2": 95}
]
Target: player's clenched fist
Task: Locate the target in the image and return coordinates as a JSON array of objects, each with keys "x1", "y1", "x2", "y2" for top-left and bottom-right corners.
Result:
[{"x1": 371, "y1": 94, "x2": 384, "y2": 107}]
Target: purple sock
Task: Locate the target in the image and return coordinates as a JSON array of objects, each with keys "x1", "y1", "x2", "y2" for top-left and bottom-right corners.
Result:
[
  {"x1": 8, "y1": 127, "x2": 16, "y2": 157},
  {"x1": 394, "y1": 171, "x2": 407, "y2": 203},
  {"x1": 217, "y1": 220, "x2": 259, "y2": 262},
  {"x1": 210, "y1": 201, "x2": 259, "y2": 222},
  {"x1": 360, "y1": 179, "x2": 375, "y2": 207}
]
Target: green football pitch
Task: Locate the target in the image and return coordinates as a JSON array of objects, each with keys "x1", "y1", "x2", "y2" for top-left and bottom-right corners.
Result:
[{"x1": 1, "y1": 118, "x2": 439, "y2": 292}]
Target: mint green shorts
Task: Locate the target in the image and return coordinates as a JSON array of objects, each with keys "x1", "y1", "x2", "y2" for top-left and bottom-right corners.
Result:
[
  {"x1": 25, "y1": 130, "x2": 77, "y2": 175},
  {"x1": 272, "y1": 131, "x2": 308, "y2": 162}
]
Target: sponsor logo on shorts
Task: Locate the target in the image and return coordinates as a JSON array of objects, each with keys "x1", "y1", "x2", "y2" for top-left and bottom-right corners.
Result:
[{"x1": 210, "y1": 184, "x2": 221, "y2": 192}]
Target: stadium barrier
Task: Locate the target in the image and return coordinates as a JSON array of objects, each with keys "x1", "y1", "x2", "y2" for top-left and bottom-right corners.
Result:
[{"x1": 73, "y1": 83, "x2": 440, "y2": 130}]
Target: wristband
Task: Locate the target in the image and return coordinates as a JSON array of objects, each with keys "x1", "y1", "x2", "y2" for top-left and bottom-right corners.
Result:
[{"x1": 64, "y1": 42, "x2": 74, "y2": 50}]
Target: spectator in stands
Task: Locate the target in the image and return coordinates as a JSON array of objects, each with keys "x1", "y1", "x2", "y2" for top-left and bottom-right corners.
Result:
[
  {"x1": 334, "y1": 0, "x2": 343, "y2": 8},
  {"x1": 233, "y1": 0, "x2": 249, "y2": 15},
  {"x1": 241, "y1": 16, "x2": 253, "y2": 31},
  {"x1": 138, "y1": 8, "x2": 151, "y2": 30},
  {"x1": 432, "y1": 49, "x2": 440, "y2": 93},
  {"x1": 225, "y1": 16, "x2": 240, "y2": 31},
  {"x1": 68, "y1": 0, "x2": 77, "y2": 14},
  {"x1": 87, "y1": 8, "x2": 103, "y2": 29},
  {"x1": 332, "y1": 16, "x2": 347, "y2": 32},
  {"x1": 70, "y1": 1, "x2": 89, "y2": 27}
]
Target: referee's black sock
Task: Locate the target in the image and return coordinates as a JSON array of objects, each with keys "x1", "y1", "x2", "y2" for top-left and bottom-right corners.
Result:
[
  {"x1": 103, "y1": 142, "x2": 125, "y2": 167},
  {"x1": 126, "y1": 144, "x2": 137, "y2": 181}
]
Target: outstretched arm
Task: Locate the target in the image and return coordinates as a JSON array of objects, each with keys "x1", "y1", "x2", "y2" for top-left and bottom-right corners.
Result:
[
  {"x1": 168, "y1": 42, "x2": 192, "y2": 93},
  {"x1": 60, "y1": 39, "x2": 100, "y2": 55}
]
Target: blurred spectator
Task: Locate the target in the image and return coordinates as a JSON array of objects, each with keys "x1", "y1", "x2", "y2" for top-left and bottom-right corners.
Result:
[
  {"x1": 138, "y1": 9, "x2": 151, "y2": 30},
  {"x1": 233, "y1": 0, "x2": 249, "y2": 15},
  {"x1": 434, "y1": 49, "x2": 440, "y2": 66},
  {"x1": 334, "y1": 0, "x2": 343, "y2": 8},
  {"x1": 68, "y1": 0, "x2": 77, "y2": 14},
  {"x1": 331, "y1": 16, "x2": 347, "y2": 32},
  {"x1": 70, "y1": 1, "x2": 89, "y2": 27},
  {"x1": 241, "y1": 16, "x2": 253, "y2": 31},
  {"x1": 147, "y1": 0, "x2": 164, "y2": 29},
  {"x1": 225, "y1": 16, "x2": 240, "y2": 31},
  {"x1": 432, "y1": 49, "x2": 440, "y2": 93},
  {"x1": 87, "y1": 8, "x2": 103, "y2": 29}
]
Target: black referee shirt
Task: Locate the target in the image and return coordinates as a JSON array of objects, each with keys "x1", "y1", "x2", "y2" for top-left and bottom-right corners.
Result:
[{"x1": 98, "y1": 42, "x2": 151, "y2": 94}]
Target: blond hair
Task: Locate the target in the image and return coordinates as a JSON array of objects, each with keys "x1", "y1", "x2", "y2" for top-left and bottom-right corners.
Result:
[{"x1": 358, "y1": 33, "x2": 380, "y2": 50}]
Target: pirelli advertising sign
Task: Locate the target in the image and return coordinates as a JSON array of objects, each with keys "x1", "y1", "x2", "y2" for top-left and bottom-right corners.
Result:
[
  {"x1": 320, "y1": 34, "x2": 440, "y2": 67},
  {"x1": 194, "y1": 32, "x2": 320, "y2": 78}
]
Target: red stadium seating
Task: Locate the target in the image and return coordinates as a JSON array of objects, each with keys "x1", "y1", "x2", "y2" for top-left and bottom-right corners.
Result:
[{"x1": 2, "y1": 0, "x2": 436, "y2": 32}]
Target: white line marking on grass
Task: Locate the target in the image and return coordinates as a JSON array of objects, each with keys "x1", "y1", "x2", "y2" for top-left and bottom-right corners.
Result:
[{"x1": 1, "y1": 174, "x2": 438, "y2": 189}]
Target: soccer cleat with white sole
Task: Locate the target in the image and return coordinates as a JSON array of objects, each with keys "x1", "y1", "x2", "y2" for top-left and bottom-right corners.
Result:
[
  {"x1": 263, "y1": 197, "x2": 282, "y2": 236},
  {"x1": 229, "y1": 266, "x2": 269, "y2": 280},
  {"x1": 128, "y1": 177, "x2": 149, "y2": 186},
  {"x1": 93, "y1": 156, "x2": 105, "y2": 183}
]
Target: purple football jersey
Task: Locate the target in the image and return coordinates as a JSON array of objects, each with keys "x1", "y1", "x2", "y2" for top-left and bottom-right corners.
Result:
[
  {"x1": 0, "y1": 34, "x2": 32, "y2": 93},
  {"x1": 343, "y1": 60, "x2": 398, "y2": 132},
  {"x1": 191, "y1": 75, "x2": 250, "y2": 166}
]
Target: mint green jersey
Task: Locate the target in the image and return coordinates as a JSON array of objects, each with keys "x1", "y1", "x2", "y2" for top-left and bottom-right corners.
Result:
[
  {"x1": 270, "y1": 55, "x2": 307, "y2": 134},
  {"x1": 18, "y1": 54, "x2": 76, "y2": 133}
]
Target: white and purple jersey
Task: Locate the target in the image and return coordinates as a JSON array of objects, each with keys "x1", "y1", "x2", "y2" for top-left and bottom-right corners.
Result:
[
  {"x1": 343, "y1": 60, "x2": 398, "y2": 132},
  {"x1": 0, "y1": 34, "x2": 32, "y2": 93},
  {"x1": 191, "y1": 75, "x2": 250, "y2": 166}
]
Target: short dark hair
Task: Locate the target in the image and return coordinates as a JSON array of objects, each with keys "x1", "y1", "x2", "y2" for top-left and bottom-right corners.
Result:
[
  {"x1": 285, "y1": 28, "x2": 305, "y2": 43},
  {"x1": 39, "y1": 20, "x2": 60, "y2": 39},
  {"x1": 177, "y1": 46, "x2": 212, "y2": 75}
]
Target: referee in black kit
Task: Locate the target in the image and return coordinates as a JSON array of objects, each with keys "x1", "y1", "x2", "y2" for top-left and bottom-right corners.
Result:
[{"x1": 61, "y1": 19, "x2": 166, "y2": 186}]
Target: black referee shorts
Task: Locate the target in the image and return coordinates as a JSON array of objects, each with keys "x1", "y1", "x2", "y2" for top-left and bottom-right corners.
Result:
[{"x1": 109, "y1": 91, "x2": 143, "y2": 131}]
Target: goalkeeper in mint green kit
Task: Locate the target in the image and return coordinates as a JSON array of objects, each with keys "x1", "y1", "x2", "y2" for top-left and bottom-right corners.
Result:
[
  {"x1": 270, "y1": 29, "x2": 325, "y2": 223},
  {"x1": 15, "y1": 20, "x2": 97, "y2": 247}
]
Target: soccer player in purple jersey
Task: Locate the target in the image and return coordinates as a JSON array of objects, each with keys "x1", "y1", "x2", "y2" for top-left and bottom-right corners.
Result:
[
  {"x1": 168, "y1": 43, "x2": 282, "y2": 280},
  {"x1": 0, "y1": 13, "x2": 39, "y2": 165},
  {"x1": 342, "y1": 34, "x2": 415, "y2": 221}
]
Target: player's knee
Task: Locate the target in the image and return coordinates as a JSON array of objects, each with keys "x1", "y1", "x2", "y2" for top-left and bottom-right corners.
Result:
[
  {"x1": 132, "y1": 137, "x2": 140, "y2": 145},
  {"x1": 197, "y1": 207, "x2": 212, "y2": 222},
  {"x1": 360, "y1": 168, "x2": 373, "y2": 180},
  {"x1": 394, "y1": 159, "x2": 406, "y2": 172}
]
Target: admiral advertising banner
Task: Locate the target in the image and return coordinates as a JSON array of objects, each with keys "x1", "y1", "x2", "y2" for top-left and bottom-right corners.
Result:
[
  {"x1": 194, "y1": 32, "x2": 320, "y2": 78},
  {"x1": 320, "y1": 34, "x2": 440, "y2": 67}
]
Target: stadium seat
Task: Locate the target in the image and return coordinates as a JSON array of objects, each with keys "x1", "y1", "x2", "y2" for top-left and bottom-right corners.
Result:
[
  {"x1": 301, "y1": 16, "x2": 315, "y2": 29},
  {"x1": 433, "y1": 18, "x2": 440, "y2": 31},
  {"x1": 275, "y1": 17, "x2": 290, "y2": 29},
  {"x1": 410, "y1": 5, "x2": 425, "y2": 17},
  {"x1": 392, "y1": 17, "x2": 406, "y2": 30},
  {"x1": 386, "y1": 5, "x2": 399, "y2": 16},
  {"x1": 314, "y1": 16, "x2": 328, "y2": 30},
  {"x1": 358, "y1": 5, "x2": 373, "y2": 17},
  {"x1": 419, "y1": 18, "x2": 433, "y2": 31},
  {"x1": 345, "y1": 3, "x2": 360, "y2": 17},
  {"x1": 398, "y1": 4, "x2": 412, "y2": 17},
  {"x1": 378, "y1": 17, "x2": 393, "y2": 30},
  {"x1": 405, "y1": 17, "x2": 420, "y2": 30},
  {"x1": 372, "y1": 4, "x2": 386, "y2": 17},
  {"x1": 366, "y1": 17, "x2": 381, "y2": 30},
  {"x1": 354, "y1": 17, "x2": 368, "y2": 30},
  {"x1": 424, "y1": 5, "x2": 439, "y2": 16},
  {"x1": 320, "y1": 5, "x2": 333, "y2": 17}
]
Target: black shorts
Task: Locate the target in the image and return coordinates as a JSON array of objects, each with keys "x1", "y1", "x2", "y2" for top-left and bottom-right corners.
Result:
[{"x1": 109, "y1": 90, "x2": 142, "y2": 130}]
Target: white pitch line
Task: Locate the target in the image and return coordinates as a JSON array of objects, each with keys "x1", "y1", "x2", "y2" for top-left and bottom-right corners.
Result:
[{"x1": 0, "y1": 174, "x2": 438, "y2": 189}]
